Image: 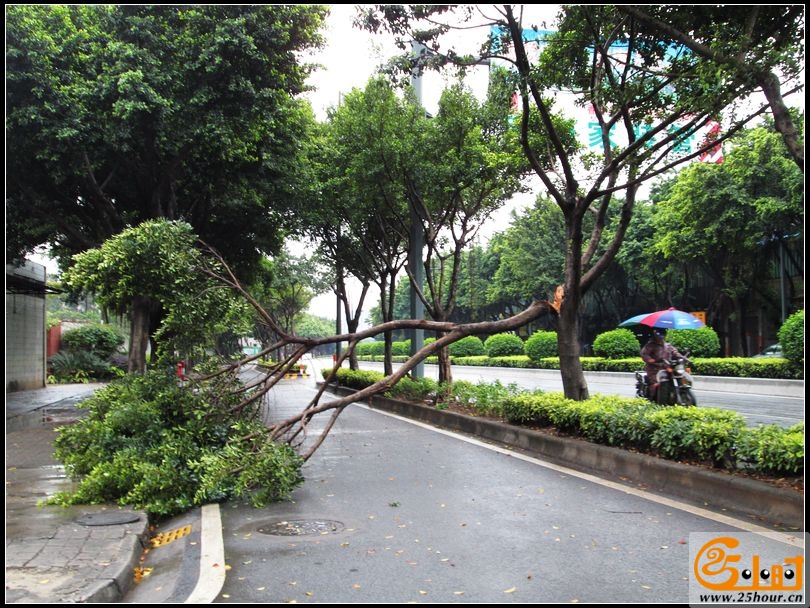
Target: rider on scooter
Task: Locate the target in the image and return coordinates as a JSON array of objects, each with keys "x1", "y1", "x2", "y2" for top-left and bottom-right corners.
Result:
[{"x1": 640, "y1": 328, "x2": 686, "y2": 401}]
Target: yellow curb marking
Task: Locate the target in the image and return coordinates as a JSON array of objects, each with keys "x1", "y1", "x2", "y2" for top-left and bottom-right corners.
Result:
[{"x1": 150, "y1": 524, "x2": 192, "y2": 547}]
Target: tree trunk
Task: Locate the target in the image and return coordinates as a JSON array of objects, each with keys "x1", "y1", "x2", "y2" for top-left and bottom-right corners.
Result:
[
  {"x1": 437, "y1": 340, "x2": 452, "y2": 385},
  {"x1": 558, "y1": 207, "x2": 589, "y2": 400},
  {"x1": 128, "y1": 296, "x2": 152, "y2": 374},
  {"x1": 346, "y1": 316, "x2": 361, "y2": 370},
  {"x1": 384, "y1": 329, "x2": 393, "y2": 376},
  {"x1": 557, "y1": 299, "x2": 589, "y2": 400},
  {"x1": 760, "y1": 71, "x2": 804, "y2": 172}
]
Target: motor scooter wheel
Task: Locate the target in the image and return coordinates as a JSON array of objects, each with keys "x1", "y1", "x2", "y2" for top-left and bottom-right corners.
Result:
[{"x1": 677, "y1": 387, "x2": 697, "y2": 406}]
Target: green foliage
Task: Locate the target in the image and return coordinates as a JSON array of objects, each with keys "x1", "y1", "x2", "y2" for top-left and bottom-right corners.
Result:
[
  {"x1": 486, "y1": 198, "x2": 566, "y2": 308},
  {"x1": 450, "y1": 355, "x2": 491, "y2": 367},
  {"x1": 64, "y1": 219, "x2": 250, "y2": 370},
  {"x1": 192, "y1": 425, "x2": 305, "y2": 509},
  {"x1": 392, "y1": 340, "x2": 411, "y2": 357},
  {"x1": 484, "y1": 333, "x2": 525, "y2": 357},
  {"x1": 60, "y1": 324, "x2": 124, "y2": 358},
  {"x1": 329, "y1": 366, "x2": 802, "y2": 476},
  {"x1": 365, "y1": 341, "x2": 386, "y2": 357},
  {"x1": 737, "y1": 423, "x2": 804, "y2": 475},
  {"x1": 449, "y1": 335, "x2": 486, "y2": 357},
  {"x1": 667, "y1": 327, "x2": 720, "y2": 358},
  {"x1": 46, "y1": 371, "x2": 304, "y2": 517},
  {"x1": 6, "y1": 5, "x2": 327, "y2": 269},
  {"x1": 647, "y1": 407, "x2": 747, "y2": 466},
  {"x1": 47, "y1": 307, "x2": 103, "y2": 326},
  {"x1": 524, "y1": 330, "x2": 558, "y2": 361},
  {"x1": 47, "y1": 351, "x2": 122, "y2": 383},
  {"x1": 778, "y1": 309, "x2": 804, "y2": 363},
  {"x1": 387, "y1": 376, "x2": 439, "y2": 402},
  {"x1": 487, "y1": 355, "x2": 533, "y2": 368},
  {"x1": 592, "y1": 329, "x2": 640, "y2": 359},
  {"x1": 447, "y1": 380, "x2": 524, "y2": 417}
]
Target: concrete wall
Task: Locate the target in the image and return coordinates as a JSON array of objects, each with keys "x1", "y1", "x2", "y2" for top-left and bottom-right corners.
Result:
[{"x1": 6, "y1": 261, "x2": 47, "y2": 392}]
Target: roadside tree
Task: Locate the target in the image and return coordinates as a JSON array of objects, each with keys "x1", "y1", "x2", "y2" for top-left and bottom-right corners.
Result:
[
  {"x1": 6, "y1": 5, "x2": 326, "y2": 358},
  {"x1": 652, "y1": 124, "x2": 803, "y2": 354},
  {"x1": 64, "y1": 220, "x2": 249, "y2": 372},
  {"x1": 357, "y1": 5, "x2": 804, "y2": 399}
]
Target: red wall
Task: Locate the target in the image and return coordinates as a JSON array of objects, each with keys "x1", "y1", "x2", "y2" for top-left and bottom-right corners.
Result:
[{"x1": 46, "y1": 323, "x2": 61, "y2": 357}]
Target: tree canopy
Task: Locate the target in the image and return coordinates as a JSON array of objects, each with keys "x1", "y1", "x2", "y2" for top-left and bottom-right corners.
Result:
[{"x1": 6, "y1": 4, "x2": 328, "y2": 278}]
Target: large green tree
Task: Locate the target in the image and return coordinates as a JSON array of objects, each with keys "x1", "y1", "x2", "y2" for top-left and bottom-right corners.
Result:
[
  {"x1": 7, "y1": 5, "x2": 327, "y2": 367},
  {"x1": 305, "y1": 78, "x2": 415, "y2": 374},
  {"x1": 63, "y1": 220, "x2": 247, "y2": 372},
  {"x1": 6, "y1": 5, "x2": 327, "y2": 274},
  {"x1": 652, "y1": 123, "x2": 804, "y2": 353}
]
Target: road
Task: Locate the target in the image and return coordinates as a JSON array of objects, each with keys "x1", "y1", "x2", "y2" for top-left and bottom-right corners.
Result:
[
  {"x1": 122, "y1": 367, "x2": 804, "y2": 604},
  {"x1": 342, "y1": 359, "x2": 804, "y2": 429},
  {"x1": 216, "y1": 388, "x2": 802, "y2": 603}
]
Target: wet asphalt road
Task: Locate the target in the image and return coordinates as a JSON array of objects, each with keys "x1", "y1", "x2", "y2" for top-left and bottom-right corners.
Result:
[{"x1": 203, "y1": 381, "x2": 800, "y2": 604}]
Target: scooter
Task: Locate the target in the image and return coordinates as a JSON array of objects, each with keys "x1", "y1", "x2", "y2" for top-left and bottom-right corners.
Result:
[{"x1": 634, "y1": 349, "x2": 697, "y2": 406}]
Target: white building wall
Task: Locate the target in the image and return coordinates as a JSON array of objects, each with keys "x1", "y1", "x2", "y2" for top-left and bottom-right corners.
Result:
[{"x1": 6, "y1": 261, "x2": 47, "y2": 392}]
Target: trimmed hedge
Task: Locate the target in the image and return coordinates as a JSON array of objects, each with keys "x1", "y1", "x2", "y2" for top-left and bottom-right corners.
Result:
[
  {"x1": 524, "y1": 330, "x2": 558, "y2": 361},
  {"x1": 484, "y1": 333, "x2": 525, "y2": 357},
  {"x1": 324, "y1": 367, "x2": 803, "y2": 477},
  {"x1": 592, "y1": 328, "x2": 639, "y2": 359}
]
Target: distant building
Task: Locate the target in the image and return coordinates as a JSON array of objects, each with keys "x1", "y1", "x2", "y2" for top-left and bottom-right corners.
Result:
[{"x1": 6, "y1": 260, "x2": 48, "y2": 391}]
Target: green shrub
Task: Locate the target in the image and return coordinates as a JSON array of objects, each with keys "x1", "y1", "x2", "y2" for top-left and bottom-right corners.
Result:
[
  {"x1": 778, "y1": 309, "x2": 804, "y2": 363},
  {"x1": 647, "y1": 407, "x2": 746, "y2": 466},
  {"x1": 387, "y1": 375, "x2": 439, "y2": 402},
  {"x1": 366, "y1": 340, "x2": 385, "y2": 356},
  {"x1": 47, "y1": 350, "x2": 118, "y2": 383},
  {"x1": 524, "y1": 330, "x2": 557, "y2": 361},
  {"x1": 484, "y1": 333, "x2": 524, "y2": 357},
  {"x1": 61, "y1": 323, "x2": 125, "y2": 358},
  {"x1": 448, "y1": 380, "x2": 523, "y2": 417},
  {"x1": 667, "y1": 327, "x2": 721, "y2": 358},
  {"x1": 47, "y1": 371, "x2": 304, "y2": 517},
  {"x1": 592, "y1": 328, "x2": 640, "y2": 359},
  {"x1": 576, "y1": 396, "x2": 658, "y2": 447},
  {"x1": 392, "y1": 340, "x2": 411, "y2": 356},
  {"x1": 355, "y1": 341, "x2": 375, "y2": 357},
  {"x1": 449, "y1": 335, "x2": 486, "y2": 357},
  {"x1": 489, "y1": 355, "x2": 532, "y2": 368},
  {"x1": 451, "y1": 355, "x2": 490, "y2": 367},
  {"x1": 502, "y1": 392, "x2": 571, "y2": 425},
  {"x1": 736, "y1": 423, "x2": 804, "y2": 475}
]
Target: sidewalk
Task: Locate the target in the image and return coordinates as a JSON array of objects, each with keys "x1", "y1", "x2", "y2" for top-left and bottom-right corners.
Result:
[{"x1": 5, "y1": 384, "x2": 151, "y2": 603}]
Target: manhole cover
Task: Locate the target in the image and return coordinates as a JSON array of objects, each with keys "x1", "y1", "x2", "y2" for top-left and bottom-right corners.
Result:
[
  {"x1": 257, "y1": 519, "x2": 344, "y2": 536},
  {"x1": 76, "y1": 512, "x2": 141, "y2": 526}
]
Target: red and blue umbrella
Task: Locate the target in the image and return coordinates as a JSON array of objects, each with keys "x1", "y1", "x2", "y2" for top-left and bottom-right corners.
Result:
[{"x1": 619, "y1": 307, "x2": 705, "y2": 330}]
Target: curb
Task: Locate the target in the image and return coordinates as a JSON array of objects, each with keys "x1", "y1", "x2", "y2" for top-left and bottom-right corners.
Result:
[
  {"x1": 322, "y1": 384, "x2": 803, "y2": 530},
  {"x1": 82, "y1": 525, "x2": 150, "y2": 603}
]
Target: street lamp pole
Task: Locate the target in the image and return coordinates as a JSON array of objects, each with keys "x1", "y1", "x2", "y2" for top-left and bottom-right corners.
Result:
[{"x1": 409, "y1": 41, "x2": 426, "y2": 379}]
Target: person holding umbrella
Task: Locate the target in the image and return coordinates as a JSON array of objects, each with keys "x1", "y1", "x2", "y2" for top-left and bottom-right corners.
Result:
[{"x1": 640, "y1": 328, "x2": 687, "y2": 401}]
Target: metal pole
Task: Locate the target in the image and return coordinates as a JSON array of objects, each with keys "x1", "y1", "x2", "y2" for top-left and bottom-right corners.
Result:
[
  {"x1": 409, "y1": 41, "x2": 426, "y2": 379},
  {"x1": 335, "y1": 280, "x2": 342, "y2": 361},
  {"x1": 779, "y1": 237, "x2": 787, "y2": 323},
  {"x1": 336, "y1": 222, "x2": 342, "y2": 363}
]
